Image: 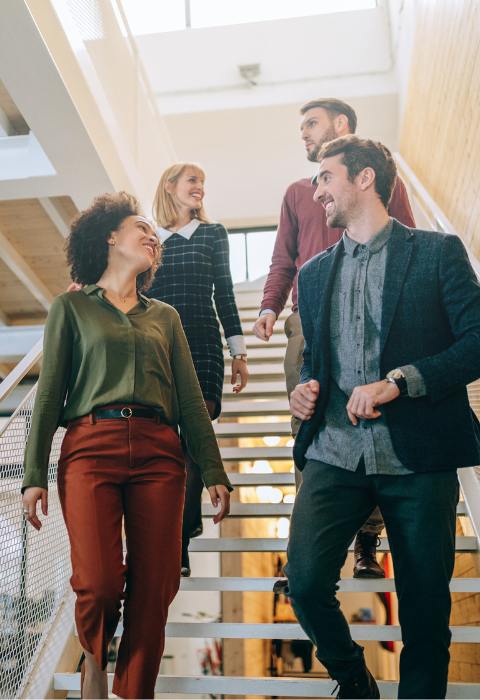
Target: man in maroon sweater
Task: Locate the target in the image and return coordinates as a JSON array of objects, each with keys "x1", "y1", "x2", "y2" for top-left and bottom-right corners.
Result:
[{"x1": 253, "y1": 98, "x2": 416, "y2": 580}]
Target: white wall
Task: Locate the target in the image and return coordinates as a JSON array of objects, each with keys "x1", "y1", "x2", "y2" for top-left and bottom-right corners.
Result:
[{"x1": 164, "y1": 93, "x2": 399, "y2": 228}]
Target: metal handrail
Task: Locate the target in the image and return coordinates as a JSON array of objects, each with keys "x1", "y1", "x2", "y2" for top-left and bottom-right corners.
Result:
[{"x1": 0, "y1": 339, "x2": 43, "y2": 411}]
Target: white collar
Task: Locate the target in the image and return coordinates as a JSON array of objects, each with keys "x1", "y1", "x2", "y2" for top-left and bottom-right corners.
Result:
[{"x1": 156, "y1": 219, "x2": 201, "y2": 243}]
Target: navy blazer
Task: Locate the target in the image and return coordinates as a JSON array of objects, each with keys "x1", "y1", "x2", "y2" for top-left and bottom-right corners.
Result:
[{"x1": 293, "y1": 220, "x2": 480, "y2": 472}]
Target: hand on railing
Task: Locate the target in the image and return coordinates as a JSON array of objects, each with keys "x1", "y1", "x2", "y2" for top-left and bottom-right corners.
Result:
[{"x1": 23, "y1": 487, "x2": 48, "y2": 531}]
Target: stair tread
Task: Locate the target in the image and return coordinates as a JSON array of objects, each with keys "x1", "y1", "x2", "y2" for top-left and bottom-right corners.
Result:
[
  {"x1": 215, "y1": 422, "x2": 291, "y2": 437},
  {"x1": 179, "y1": 577, "x2": 480, "y2": 593},
  {"x1": 89, "y1": 621, "x2": 480, "y2": 643},
  {"x1": 201, "y1": 502, "x2": 468, "y2": 515},
  {"x1": 219, "y1": 446, "x2": 292, "y2": 460},
  {"x1": 187, "y1": 536, "x2": 477, "y2": 553},
  {"x1": 202, "y1": 502, "x2": 293, "y2": 516},
  {"x1": 222, "y1": 381, "x2": 287, "y2": 395},
  {"x1": 226, "y1": 472, "x2": 295, "y2": 485},
  {"x1": 220, "y1": 399, "x2": 291, "y2": 415},
  {"x1": 54, "y1": 673, "x2": 480, "y2": 698}
]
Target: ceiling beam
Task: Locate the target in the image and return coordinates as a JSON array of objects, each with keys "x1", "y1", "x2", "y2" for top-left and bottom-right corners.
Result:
[
  {"x1": 38, "y1": 197, "x2": 70, "y2": 239},
  {"x1": 0, "y1": 230, "x2": 54, "y2": 310}
]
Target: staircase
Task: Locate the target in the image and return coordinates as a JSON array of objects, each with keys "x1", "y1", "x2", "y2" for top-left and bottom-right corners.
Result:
[{"x1": 48, "y1": 286, "x2": 480, "y2": 699}]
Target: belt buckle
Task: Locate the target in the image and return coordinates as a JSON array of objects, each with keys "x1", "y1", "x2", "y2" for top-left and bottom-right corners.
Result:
[{"x1": 121, "y1": 407, "x2": 133, "y2": 419}]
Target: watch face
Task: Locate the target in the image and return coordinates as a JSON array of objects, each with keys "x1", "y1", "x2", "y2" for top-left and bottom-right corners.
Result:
[{"x1": 387, "y1": 369, "x2": 405, "y2": 380}]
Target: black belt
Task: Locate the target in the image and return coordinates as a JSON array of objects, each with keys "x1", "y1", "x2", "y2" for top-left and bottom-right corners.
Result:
[{"x1": 96, "y1": 408, "x2": 156, "y2": 420}]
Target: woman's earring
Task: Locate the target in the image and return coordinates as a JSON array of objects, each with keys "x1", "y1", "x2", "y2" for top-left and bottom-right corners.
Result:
[{"x1": 109, "y1": 241, "x2": 115, "y2": 246}]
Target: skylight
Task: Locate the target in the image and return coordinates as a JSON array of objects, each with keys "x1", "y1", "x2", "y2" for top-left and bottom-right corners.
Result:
[{"x1": 120, "y1": 0, "x2": 377, "y2": 36}]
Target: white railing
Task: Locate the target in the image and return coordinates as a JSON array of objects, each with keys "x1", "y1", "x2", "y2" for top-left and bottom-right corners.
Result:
[{"x1": 0, "y1": 341, "x2": 70, "y2": 699}]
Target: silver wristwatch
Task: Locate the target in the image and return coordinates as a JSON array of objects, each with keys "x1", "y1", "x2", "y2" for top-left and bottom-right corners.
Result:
[
  {"x1": 233, "y1": 354, "x2": 247, "y2": 363},
  {"x1": 385, "y1": 368, "x2": 408, "y2": 397}
]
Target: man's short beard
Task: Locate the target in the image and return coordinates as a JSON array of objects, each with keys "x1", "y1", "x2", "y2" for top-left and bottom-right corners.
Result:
[
  {"x1": 327, "y1": 210, "x2": 348, "y2": 229},
  {"x1": 306, "y1": 125, "x2": 338, "y2": 163}
]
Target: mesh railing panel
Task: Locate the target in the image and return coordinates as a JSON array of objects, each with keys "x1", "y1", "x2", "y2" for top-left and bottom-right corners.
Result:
[{"x1": 0, "y1": 384, "x2": 70, "y2": 699}]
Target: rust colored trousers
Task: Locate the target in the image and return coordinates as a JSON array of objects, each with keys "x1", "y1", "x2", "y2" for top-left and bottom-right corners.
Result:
[{"x1": 57, "y1": 407, "x2": 186, "y2": 699}]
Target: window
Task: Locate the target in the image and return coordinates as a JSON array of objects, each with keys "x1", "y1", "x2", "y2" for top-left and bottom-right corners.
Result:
[
  {"x1": 228, "y1": 228, "x2": 277, "y2": 284},
  {"x1": 120, "y1": 0, "x2": 377, "y2": 35}
]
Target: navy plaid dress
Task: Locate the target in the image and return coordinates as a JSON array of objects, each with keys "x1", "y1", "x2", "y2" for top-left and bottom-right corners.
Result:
[{"x1": 148, "y1": 222, "x2": 243, "y2": 419}]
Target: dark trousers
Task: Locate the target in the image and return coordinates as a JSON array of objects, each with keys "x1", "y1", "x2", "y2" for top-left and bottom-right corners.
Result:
[
  {"x1": 58, "y1": 408, "x2": 186, "y2": 699},
  {"x1": 283, "y1": 459, "x2": 459, "y2": 699}
]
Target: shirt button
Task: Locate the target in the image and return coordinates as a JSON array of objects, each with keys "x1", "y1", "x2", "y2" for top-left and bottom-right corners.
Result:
[
  {"x1": 356, "y1": 315, "x2": 361, "y2": 320},
  {"x1": 357, "y1": 370, "x2": 361, "y2": 374},
  {"x1": 363, "y1": 425, "x2": 369, "y2": 430},
  {"x1": 360, "y1": 245, "x2": 366, "y2": 250}
]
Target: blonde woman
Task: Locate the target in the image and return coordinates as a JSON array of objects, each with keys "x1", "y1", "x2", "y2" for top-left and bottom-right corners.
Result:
[{"x1": 150, "y1": 162, "x2": 248, "y2": 576}]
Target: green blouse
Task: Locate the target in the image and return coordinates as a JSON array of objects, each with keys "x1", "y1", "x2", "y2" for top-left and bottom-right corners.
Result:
[{"x1": 22, "y1": 285, "x2": 232, "y2": 493}]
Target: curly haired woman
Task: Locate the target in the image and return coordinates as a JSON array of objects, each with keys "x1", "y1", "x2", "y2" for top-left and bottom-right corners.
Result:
[
  {"x1": 21, "y1": 192, "x2": 232, "y2": 700},
  {"x1": 150, "y1": 163, "x2": 248, "y2": 576}
]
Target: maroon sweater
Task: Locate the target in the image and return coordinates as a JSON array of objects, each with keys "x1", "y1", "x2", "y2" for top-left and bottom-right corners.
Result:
[{"x1": 260, "y1": 176, "x2": 416, "y2": 316}]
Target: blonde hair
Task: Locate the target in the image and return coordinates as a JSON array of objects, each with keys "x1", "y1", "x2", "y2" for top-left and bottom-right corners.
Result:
[{"x1": 152, "y1": 162, "x2": 211, "y2": 229}]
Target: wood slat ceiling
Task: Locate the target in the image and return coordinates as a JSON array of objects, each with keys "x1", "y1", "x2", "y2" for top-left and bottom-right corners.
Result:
[
  {"x1": 0, "y1": 78, "x2": 29, "y2": 135},
  {"x1": 0, "y1": 197, "x2": 77, "y2": 324}
]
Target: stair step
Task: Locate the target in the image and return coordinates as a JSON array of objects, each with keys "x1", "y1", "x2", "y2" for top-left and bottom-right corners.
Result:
[
  {"x1": 202, "y1": 502, "x2": 469, "y2": 517},
  {"x1": 224, "y1": 347, "x2": 287, "y2": 362},
  {"x1": 179, "y1": 577, "x2": 480, "y2": 593},
  {"x1": 225, "y1": 362, "x2": 285, "y2": 377},
  {"x1": 104, "y1": 621, "x2": 480, "y2": 643},
  {"x1": 54, "y1": 673, "x2": 480, "y2": 698},
  {"x1": 188, "y1": 536, "x2": 477, "y2": 553},
  {"x1": 220, "y1": 399, "x2": 291, "y2": 416},
  {"x1": 215, "y1": 421, "x2": 291, "y2": 438},
  {"x1": 222, "y1": 381, "x2": 287, "y2": 397},
  {"x1": 224, "y1": 336, "x2": 287, "y2": 349},
  {"x1": 203, "y1": 502, "x2": 293, "y2": 517},
  {"x1": 227, "y1": 472, "x2": 295, "y2": 486},
  {"x1": 219, "y1": 446, "x2": 292, "y2": 460}
]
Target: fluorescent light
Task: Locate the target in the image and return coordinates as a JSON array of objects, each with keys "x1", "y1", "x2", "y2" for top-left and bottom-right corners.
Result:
[
  {"x1": 283, "y1": 494, "x2": 295, "y2": 503},
  {"x1": 286, "y1": 439, "x2": 295, "y2": 447}
]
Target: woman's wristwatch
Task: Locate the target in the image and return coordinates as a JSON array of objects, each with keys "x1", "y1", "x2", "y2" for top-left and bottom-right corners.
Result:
[
  {"x1": 385, "y1": 368, "x2": 408, "y2": 397},
  {"x1": 233, "y1": 354, "x2": 247, "y2": 363}
]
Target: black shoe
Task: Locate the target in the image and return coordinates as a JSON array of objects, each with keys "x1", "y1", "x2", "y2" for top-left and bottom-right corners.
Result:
[
  {"x1": 181, "y1": 549, "x2": 191, "y2": 577},
  {"x1": 353, "y1": 531, "x2": 385, "y2": 579},
  {"x1": 333, "y1": 666, "x2": 379, "y2": 699},
  {"x1": 273, "y1": 577, "x2": 289, "y2": 594}
]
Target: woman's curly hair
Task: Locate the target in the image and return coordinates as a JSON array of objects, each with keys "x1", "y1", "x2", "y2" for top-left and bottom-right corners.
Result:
[{"x1": 65, "y1": 191, "x2": 161, "y2": 293}]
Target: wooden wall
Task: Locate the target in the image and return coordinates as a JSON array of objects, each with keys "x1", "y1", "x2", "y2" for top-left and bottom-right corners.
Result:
[
  {"x1": 400, "y1": 0, "x2": 480, "y2": 257},
  {"x1": 401, "y1": 0, "x2": 480, "y2": 684}
]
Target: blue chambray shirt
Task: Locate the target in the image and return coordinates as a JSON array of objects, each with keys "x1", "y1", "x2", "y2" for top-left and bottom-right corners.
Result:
[{"x1": 306, "y1": 218, "x2": 426, "y2": 475}]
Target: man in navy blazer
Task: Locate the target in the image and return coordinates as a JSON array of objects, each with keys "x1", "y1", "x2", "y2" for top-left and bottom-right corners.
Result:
[{"x1": 284, "y1": 135, "x2": 480, "y2": 699}]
